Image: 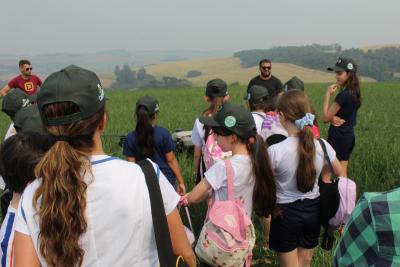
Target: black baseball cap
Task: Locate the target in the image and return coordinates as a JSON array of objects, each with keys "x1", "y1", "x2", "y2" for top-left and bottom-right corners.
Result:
[
  {"x1": 13, "y1": 104, "x2": 43, "y2": 133},
  {"x1": 284, "y1": 76, "x2": 305, "y2": 92},
  {"x1": 1, "y1": 89, "x2": 35, "y2": 119},
  {"x1": 205, "y1": 79, "x2": 228, "y2": 98},
  {"x1": 328, "y1": 57, "x2": 358, "y2": 72},
  {"x1": 244, "y1": 85, "x2": 270, "y2": 103},
  {"x1": 37, "y1": 65, "x2": 106, "y2": 126},
  {"x1": 199, "y1": 101, "x2": 257, "y2": 139},
  {"x1": 136, "y1": 96, "x2": 160, "y2": 114}
]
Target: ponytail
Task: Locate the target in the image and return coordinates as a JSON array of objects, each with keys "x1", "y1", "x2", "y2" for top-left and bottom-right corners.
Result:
[
  {"x1": 136, "y1": 107, "x2": 155, "y2": 159},
  {"x1": 247, "y1": 135, "x2": 276, "y2": 217},
  {"x1": 277, "y1": 90, "x2": 317, "y2": 194},
  {"x1": 33, "y1": 102, "x2": 104, "y2": 267},
  {"x1": 34, "y1": 142, "x2": 88, "y2": 267},
  {"x1": 345, "y1": 71, "x2": 362, "y2": 108},
  {"x1": 296, "y1": 126, "x2": 316, "y2": 193}
]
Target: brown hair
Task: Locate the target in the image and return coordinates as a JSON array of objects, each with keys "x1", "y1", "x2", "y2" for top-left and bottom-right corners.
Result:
[
  {"x1": 34, "y1": 102, "x2": 104, "y2": 267},
  {"x1": 19, "y1": 59, "x2": 31, "y2": 67},
  {"x1": 344, "y1": 71, "x2": 362, "y2": 108},
  {"x1": 277, "y1": 90, "x2": 316, "y2": 193}
]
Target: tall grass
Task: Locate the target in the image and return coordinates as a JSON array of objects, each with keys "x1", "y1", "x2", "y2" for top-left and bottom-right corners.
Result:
[{"x1": 0, "y1": 82, "x2": 399, "y2": 266}]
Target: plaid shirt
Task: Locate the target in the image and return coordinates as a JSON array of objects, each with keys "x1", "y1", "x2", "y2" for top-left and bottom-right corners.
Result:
[{"x1": 333, "y1": 187, "x2": 400, "y2": 267}]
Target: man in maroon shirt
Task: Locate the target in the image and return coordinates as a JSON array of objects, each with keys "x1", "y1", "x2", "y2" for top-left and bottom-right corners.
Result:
[{"x1": 0, "y1": 59, "x2": 42, "y2": 97}]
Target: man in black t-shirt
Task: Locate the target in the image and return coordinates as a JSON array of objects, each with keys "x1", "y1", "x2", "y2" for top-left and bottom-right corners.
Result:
[{"x1": 247, "y1": 59, "x2": 283, "y2": 97}]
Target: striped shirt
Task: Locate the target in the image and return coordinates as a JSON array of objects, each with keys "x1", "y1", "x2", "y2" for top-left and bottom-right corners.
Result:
[{"x1": 0, "y1": 206, "x2": 16, "y2": 267}]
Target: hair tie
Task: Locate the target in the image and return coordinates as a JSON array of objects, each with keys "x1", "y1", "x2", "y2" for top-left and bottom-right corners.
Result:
[
  {"x1": 53, "y1": 135, "x2": 72, "y2": 142},
  {"x1": 295, "y1": 113, "x2": 315, "y2": 130},
  {"x1": 248, "y1": 136, "x2": 256, "y2": 145}
]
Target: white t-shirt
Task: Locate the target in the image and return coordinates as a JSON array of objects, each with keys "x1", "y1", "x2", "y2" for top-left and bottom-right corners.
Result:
[
  {"x1": 205, "y1": 154, "x2": 255, "y2": 216},
  {"x1": 0, "y1": 205, "x2": 17, "y2": 267},
  {"x1": 251, "y1": 111, "x2": 266, "y2": 135},
  {"x1": 15, "y1": 155, "x2": 180, "y2": 267},
  {"x1": 268, "y1": 137, "x2": 336, "y2": 204},
  {"x1": 260, "y1": 112, "x2": 288, "y2": 141},
  {"x1": 191, "y1": 118, "x2": 205, "y2": 148}
]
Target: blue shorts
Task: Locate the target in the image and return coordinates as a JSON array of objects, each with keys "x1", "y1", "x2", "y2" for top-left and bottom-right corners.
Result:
[
  {"x1": 269, "y1": 198, "x2": 320, "y2": 253},
  {"x1": 327, "y1": 133, "x2": 355, "y2": 161}
]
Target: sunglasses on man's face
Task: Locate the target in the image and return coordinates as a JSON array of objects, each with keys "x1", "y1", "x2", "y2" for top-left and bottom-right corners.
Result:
[
  {"x1": 262, "y1": 66, "x2": 271, "y2": 70},
  {"x1": 25, "y1": 67, "x2": 32, "y2": 71}
]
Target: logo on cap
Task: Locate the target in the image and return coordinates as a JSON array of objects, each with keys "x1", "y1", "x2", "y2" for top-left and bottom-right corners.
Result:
[
  {"x1": 224, "y1": 116, "x2": 236, "y2": 128},
  {"x1": 21, "y1": 98, "x2": 30, "y2": 108},
  {"x1": 97, "y1": 84, "x2": 105, "y2": 101},
  {"x1": 347, "y1": 63, "x2": 354, "y2": 70},
  {"x1": 155, "y1": 104, "x2": 160, "y2": 112},
  {"x1": 247, "y1": 93, "x2": 251, "y2": 100}
]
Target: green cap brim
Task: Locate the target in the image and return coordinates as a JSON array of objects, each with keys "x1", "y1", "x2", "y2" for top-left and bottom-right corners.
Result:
[
  {"x1": 199, "y1": 116, "x2": 221, "y2": 127},
  {"x1": 327, "y1": 66, "x2": 346, "y2": 72}
]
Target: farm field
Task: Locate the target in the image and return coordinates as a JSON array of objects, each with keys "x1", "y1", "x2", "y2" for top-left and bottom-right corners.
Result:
[
  {"x1": 0, "y1": 82, "x2": 399, "y2": 266},
  {"x1": 97, "y1": 57, "x2": 376, "y2": 88}
]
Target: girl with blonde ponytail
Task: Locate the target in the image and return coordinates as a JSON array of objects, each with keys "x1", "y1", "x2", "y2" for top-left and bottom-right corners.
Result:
[
  {"x1": 268, "y1": 90, "x2": 344, "y2": 267},
  {"x1": 13, "y1": 65, "x2": 195, "y2": 267}
]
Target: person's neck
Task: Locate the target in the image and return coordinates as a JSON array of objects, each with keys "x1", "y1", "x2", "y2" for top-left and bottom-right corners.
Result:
[
  {"x1": 259, "y1": 74, "x2": 272, "y2": 81},
  {"x1": 252, "y1": 109, "x2": 264, "y2": 114},
  {"x1": 91, "y1": 131, "x2": 106, "y2": 155},
  {"x1": 10, "y1": 192, "x2": 21, "y2": 210},
  {"x1": 21, "y1": 74, "x2": 30, "y2": 80},
  {"x1": 231, "y1": 142, "x2": 249, "y2": 156},
  {"x1": 285, "y1": 122, "x2": 300, "y2": 137}
]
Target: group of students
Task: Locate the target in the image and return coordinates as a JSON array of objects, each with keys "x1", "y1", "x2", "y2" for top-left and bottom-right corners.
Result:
[{"x1": 0, "y1": 56, "x2": 394, "y2": 267}]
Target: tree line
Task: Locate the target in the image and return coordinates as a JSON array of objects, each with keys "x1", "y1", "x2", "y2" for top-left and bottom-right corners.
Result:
[
  {"x1": 234, "y1": 44, "x2": 400, "y2": 81},
  {"x1": 111, "y1": 64, "x2": 191, "y2": 89}
]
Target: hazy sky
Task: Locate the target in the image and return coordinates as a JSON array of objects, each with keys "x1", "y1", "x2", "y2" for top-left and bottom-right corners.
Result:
[{"x1": 2, "y1": 0, "x2": 399, "y2": 55}]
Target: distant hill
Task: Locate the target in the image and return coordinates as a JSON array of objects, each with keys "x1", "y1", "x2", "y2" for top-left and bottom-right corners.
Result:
[
  {"x1": 140, "y1": 57, "x2": 375, "y2": 86},
  {"x1": 0, "y1": 50, "x2": 231, "y2": 80},
  {"x1": 361, "y1": 44, "x2": 400, "y2": 52},
  {"x1": 234, "y1": 44, "x2": 400, "y2": 81}
]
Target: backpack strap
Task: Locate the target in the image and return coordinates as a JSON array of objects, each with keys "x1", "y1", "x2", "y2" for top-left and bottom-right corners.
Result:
[
  {"x1": 251, "y1": 112, "x2": 266, "y2": 120},
  {"x1": 318, "y1": 139, "x2": 335, "y2": 175},
  {"x1": 137, "y1": 159, "x2": 176, "y2": 267},
  {"x1": 224, "y1": 159, "x2": 235, "y2": 201}
]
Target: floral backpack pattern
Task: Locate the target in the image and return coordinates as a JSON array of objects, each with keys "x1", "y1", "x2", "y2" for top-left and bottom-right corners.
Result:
[{"x1": 195, "y1": 159, "x2": 255, "y2": 267}]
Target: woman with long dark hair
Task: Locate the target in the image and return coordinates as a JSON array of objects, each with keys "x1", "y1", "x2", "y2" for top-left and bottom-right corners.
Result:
[
  {"x1": 123, "y1": 96, "x2": 186, "y2": 195},
  {"x1": 323, "y1": 57, "x2": 362, "y2": 177}
]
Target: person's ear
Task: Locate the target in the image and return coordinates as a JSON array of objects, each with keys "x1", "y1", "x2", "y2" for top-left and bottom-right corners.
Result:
[
  {"x1": 224, "y1": 95, "x2": 230, "y2": 102},
  {"x1": 204, "y1": 96, "x2": 210, "y2": 103},
  {"x1": 98, "y1": 112, "x2": 107, "y2": 132}
]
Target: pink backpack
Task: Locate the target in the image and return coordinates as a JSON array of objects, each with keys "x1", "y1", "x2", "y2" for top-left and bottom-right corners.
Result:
[
  {"x1": 195, "y1": 159, "x2": 255, "y2": 267},
  {"x1": 329, "y1": 176, "x2": 357, "y2": 227},
  {"x1": 204, "y1": 130, "x2": 231, "y2": 170}
]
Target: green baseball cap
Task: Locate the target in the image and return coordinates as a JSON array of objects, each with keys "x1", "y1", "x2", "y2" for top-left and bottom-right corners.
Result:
[
  {"x1": 205, "y1": 79, "x2": 228, "y2": 98},
  {"x1": 136, "y1": 96, "x2": 160, "y2": 114},
  {"x1": 244, "y1": 85, "x2": 270, "y2": 103},
  {"x1": 328, "y1": 57, "x2": 358, "y2": 72},
  {"x1": 37, "y1": 65, "x2": 106, "y2": 126},
  {"x1": 1, "y1": 89, "x2": 35, "y2": 119},
  {"x1": 13, "y1": 104, "x2": 43, "y2": 133},
  {"x1": 284, "y1": 76, "x2": 305, "y2": 92},
  {"x1": 199, "y1": 101, "x2": 257, "y2": 139}
]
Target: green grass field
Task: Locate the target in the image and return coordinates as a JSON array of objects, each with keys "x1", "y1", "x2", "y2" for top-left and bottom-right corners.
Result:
[{"x1": 0, "y1": 83, "x2": 399, "y2": 266}]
